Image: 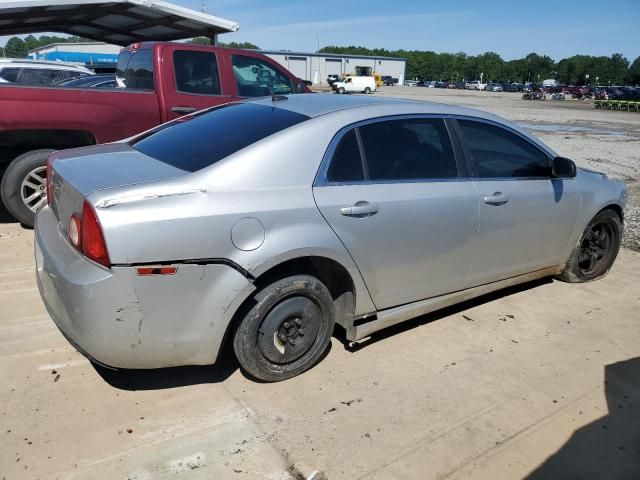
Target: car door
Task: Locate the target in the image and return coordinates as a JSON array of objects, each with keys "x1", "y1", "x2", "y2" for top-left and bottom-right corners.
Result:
[
  {"x1": 162, "y1": 47, "x2": 234, "y2": 121},
  {"x1": 313, "y1": 117, "x2": 479, "y2": 311},
  {"x1": 454, "y1": 119, "x2": 580, "y2": 287}
]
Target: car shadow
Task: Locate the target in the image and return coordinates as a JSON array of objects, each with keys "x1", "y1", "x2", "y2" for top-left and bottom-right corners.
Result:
[
  {"x1": 526, "y1": 356, "x2": 640, "y2": 479},
  {"x1": 0, "y1": 200, "x2": 16, "y2": 224},
  {"x1": 336, "y1": 277, "x2": 553, "y2": 352},
  {"x1": 93, "y1": 342, "x2": 240, "y2": 390}
]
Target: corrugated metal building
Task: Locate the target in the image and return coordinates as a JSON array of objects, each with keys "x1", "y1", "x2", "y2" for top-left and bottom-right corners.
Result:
[
  {"x1": 28, "y1": 42, "x2": 121, "y2": 64},
  {"x1": 261, "y1": 51, "x2": 407, "y2": 85}
]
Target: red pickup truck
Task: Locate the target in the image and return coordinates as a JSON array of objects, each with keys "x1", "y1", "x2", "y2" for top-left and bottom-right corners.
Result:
[{"x1": 0, "y1": 42, "x2": 310, "y2": 226}]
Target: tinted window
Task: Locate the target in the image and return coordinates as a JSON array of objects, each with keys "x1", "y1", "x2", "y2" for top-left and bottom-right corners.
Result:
[
  {"x1": 19, "y1": 68, "x2": 65, "y2": 85},
  {"x1": 327, "y1": 130, "x2": 364, "y2": 182},
  {"x1": 116, "y1": 49, "x2": 154, "y2": 90},
  {"x1": 458, "y1": 120, "x2": 549, "y2": 177},
  {"x1": 232, "y1": 55, "x2": 293, "y2": 97},
  {"x1": 359, "y1": 118, "x2": 457, "y2": 180},
  {"x1": 0, "y1": 68, "x2": 19, "y2": 82},
  {"x1": 130, "y1": 103, "x2": 309, "y2": 172},
  {"x1": 174, "y1": 50, "x2": 220, "y2": 95}
]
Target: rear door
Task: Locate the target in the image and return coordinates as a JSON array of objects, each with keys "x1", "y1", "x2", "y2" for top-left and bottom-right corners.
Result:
[
  {"x1": 160, "y1": 45, "x2": 235, "y2": 121},
  {"x1": 454, "y1": 119, "x2": 580, "y2": 286},
  {"x1": 313, "y1": 117, "x2": 479, "y2": 310}
]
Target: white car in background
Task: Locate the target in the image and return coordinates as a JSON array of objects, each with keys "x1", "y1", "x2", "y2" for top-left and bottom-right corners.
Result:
[
  {"x1": 0, "y1": 59, "x2": 93, "y2": 85},
  {"x1": 332, "y1": 76, "x2": 376, "y2": 94},
  {"x1": 466, "y1": 80, "x2": 487, "y2": 91}
]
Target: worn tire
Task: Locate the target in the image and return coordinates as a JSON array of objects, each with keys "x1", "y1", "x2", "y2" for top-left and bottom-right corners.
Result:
[
  {"x1": 233, "y1": 275, "x2": 335, "y2": 382},
  {"x1": 557, "y1": 209, "x2": 622, "y2": 283},
  {"x1": 1, "y1": 149, "x2": 54, "y2": 227}
]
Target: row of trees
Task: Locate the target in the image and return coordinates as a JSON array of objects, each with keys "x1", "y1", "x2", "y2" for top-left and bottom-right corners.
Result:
[{"x1": 319, "y1": 46, "x2": 640, "y2": 86}]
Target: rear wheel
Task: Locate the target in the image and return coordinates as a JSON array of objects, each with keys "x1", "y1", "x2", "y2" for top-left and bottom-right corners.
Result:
[
  {"x1": 364, "y1": 87, "x2": 371, "y2": 94},
  {"x1": 558, "y1": 209, "x2": 622, "y2": 283},
  {"x1": 233, "y1": 275, "x2": 335, "y2": 382},
  {"x1": 1, "y1": 149, "x2": 54, "y2": 227}
]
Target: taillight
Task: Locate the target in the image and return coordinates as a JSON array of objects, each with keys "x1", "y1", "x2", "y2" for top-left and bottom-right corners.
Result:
[
  {"x1": 67, "y1": 201, "x2": 110, "y2": 268},
  {"x1": 81, "y1": 201, "x2": 110, "y2": 268}
]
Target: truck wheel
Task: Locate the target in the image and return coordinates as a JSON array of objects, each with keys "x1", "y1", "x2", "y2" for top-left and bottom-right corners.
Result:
[
  {"x1": 557, "y1": 209, "x2": 622, "y2": 283},
  {"x1": 364, "y1": 87, "x2": 372, "y2": 94},
  {"x1": 338, "y1": 87, "x2": 345, "y2": 94},
  {"x1": 1, "y1": 149, "x2": 54, "y2": 227},
  {"x1": 233, "y1": 275, "x2": 335, "y2": 382}
]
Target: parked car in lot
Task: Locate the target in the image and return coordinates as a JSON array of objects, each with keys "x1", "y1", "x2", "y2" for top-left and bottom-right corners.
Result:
[
  {"x1": 466, "y1": 80, "x2": 486, "y2": 90},
  {"x1": 327, "y1": 74, "x2": 341, "y2": 85},
  {"x1": 53, "y1": 74, "x2": 117, "y2": 89},
  {"x1": 332, "y1": 76, "x2": 376, "y2": 94},
  {"x1": 381, "y1": 75, "x2": 398, "y2": 86},
  {"x1": 0, "y1": 59, "x2": 92, "y2": 85},
  {"x1": 36, "y1": 94, "x2": 627, "y2": 381},
  {"x1": 405, "y1": 79, "x2": 419, "y2": 87},
  {"x1": 485, "y1": 83, "x2": 504, "y2": 92},
  {"x1": 0, "y1": 42, "x2": 310, "y2": 227},
  {"x1": 502, "y1": 83, "x2": 518, "y2": 92}
]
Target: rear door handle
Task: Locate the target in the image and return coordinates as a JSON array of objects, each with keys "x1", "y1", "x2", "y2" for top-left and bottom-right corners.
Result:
[
  {"x1": 171, "y1": 106, "x2": 197, "y2": 115},
  {"x1": 483, "y1": 192, "x2": 509, "y2": 206},
  {"x1": 341, "y1": 201, "x2": 378, "y2": 217}
]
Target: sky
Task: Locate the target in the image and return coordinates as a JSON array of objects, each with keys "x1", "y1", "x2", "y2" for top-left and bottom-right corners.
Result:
[{"x1": 1, "y1": 0, "x2": 639, "y2": 61}]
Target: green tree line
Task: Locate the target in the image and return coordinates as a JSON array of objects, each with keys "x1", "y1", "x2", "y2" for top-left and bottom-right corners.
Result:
[
  {"x1": 0, "y1": 35, "x2": 94, "y2": 58},
  {"x1": 320, "y1": 46, "x2": 640, "y2": 85}
]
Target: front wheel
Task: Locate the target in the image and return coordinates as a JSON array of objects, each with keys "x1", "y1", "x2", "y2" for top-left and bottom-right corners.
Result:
[
  {"x1": 233, "y1": 275, "x2": 335, "y2": 382},
  {"x1": 1, "y1": 149, "x2": 54, "y2": 227},
  {"x1": 337, "y1": 87, "x2": 345, "y2": 94},
  {"x1": 558, "y1": 209, "x2": 622, "y2": 283}
]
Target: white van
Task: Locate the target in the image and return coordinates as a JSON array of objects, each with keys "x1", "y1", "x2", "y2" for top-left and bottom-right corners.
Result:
[{"x1": 332, "y1": 76, "x2": 376, "y2": 94}]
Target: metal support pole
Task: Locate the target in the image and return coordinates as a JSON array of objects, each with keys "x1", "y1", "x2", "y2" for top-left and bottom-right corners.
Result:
[{"x1": 210, "y1": 34, "x2": 218, "y2": 45}]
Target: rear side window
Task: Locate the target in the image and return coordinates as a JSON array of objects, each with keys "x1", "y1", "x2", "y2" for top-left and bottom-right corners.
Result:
[
  {"x1": 130, "y1": 103, "x2": 309, "y2": 172},
  {"x1": 174, "y1": 50, "x2": 221, "y2": 95},
  {"x1": 359, "y1": 118, "x2": 457, "y2": 180},
  {"x1": 116, "y1": 49, "x2": 154, "y2": 90},
  {"x1": 19, "y1": 68, "x2": 66, "y2": 85},
  {"x1": 0, "y1": 68, "x2": 19, "y2": 82},
  {"x1": 231, "y1": 55, "x2": 293, "y2": 97},
  {"x1": 458, "y1": 120, "x2": 549, "y2": 178},
  {"x1": 327, "y1": 130, "x2": 364, "y2": 182}
]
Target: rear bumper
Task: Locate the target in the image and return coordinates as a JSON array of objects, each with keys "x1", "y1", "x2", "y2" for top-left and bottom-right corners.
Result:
[{"x1": 35, "y1": 206, "x2": 253, "y2": 369}]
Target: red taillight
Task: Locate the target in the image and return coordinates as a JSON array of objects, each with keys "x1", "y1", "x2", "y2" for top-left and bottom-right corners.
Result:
[
  {"x1": 81, "y1": 201, "x2": 110, "y2": 268},
  {"x1": 46, "y1": 156, "x2": 53, "y2": 206},
  {"x1": 67, "y1": 201, "x2": 110, "y2": 268}
]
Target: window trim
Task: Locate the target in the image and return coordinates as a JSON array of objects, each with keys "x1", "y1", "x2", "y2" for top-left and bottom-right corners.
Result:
[
  {"x1": 450, "y1": 116, "x2": 554, "y2": 181},
  {"x1": 315, "y1": 114, "x2": 466, "y2": 187},
  {"x1": 172, "y1": 49, "x2": 222, "y2": 97}
]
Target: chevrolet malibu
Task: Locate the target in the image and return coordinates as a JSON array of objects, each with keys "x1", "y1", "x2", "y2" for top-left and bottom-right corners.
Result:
[{"x1": 35, "y1": 95, "x2": 627, "y2": 381}]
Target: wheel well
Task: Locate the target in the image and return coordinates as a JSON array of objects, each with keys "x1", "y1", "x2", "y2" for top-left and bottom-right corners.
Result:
[
  {"x1": 253, "y1": 256, "x2": 356, "y2": 324},
  {"x1": 599, "y1": 204, "x2": 624, "y2": 222},
  {"x1": 0, "y1": 130, "x2": 96, "y2": 166}
]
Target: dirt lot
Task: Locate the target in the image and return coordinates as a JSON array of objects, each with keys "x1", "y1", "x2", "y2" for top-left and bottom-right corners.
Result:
[{"x1": 1, "y1": 89, "x2": 640, "y2": 480}]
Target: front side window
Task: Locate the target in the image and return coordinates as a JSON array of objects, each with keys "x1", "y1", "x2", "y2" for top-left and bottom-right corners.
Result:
[
  {"x1": 231, "y1": 55, "x2": 293, "y2": 97},
  {"x1": 359, "y1": 118, "x2": 458, "y2": 181},
  {"x1": 458, "y1": 120, "x2": 549, "y2": 178},
  {"x1": 174, "y1": 50, "x2": 220, "y2": 95},
  {"x1": 327, "y1": 130, "x2": 364, "y2": 183}
]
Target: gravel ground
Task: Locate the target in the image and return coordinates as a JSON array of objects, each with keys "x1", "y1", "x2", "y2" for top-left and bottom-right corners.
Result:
[{"x1": 375, "y1": 86, "x2": 640, "y2": 251}]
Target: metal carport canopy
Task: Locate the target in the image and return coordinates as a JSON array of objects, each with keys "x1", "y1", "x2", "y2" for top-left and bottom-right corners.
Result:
[{"x1": 0, "y1": 0, "x2": 239, "y2": 46}]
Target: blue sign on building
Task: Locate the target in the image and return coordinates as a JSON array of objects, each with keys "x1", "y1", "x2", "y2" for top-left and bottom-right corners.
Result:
[{"x1": 35, "y1": 51, "x2": 119, "y2": 64}]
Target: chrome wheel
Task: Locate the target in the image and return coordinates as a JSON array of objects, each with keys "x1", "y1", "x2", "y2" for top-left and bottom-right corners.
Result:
[{"x1": 20, "y1": 166, "x2": 47, "y2": 213}]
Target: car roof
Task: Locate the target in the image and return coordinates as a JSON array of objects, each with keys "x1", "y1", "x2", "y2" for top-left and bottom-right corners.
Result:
[
  {"x1": 247, "y1": 93, "x2": 497, "y2": 121},
  {"x1": 0, "y1": 59, "x2": 91, "y2": 71}
]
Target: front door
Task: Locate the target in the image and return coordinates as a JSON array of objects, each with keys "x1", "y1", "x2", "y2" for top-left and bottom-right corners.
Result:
[
  {"x1": 313, "y1": 117, "x2": 479, "y2": 310},
  {"x1": 454, "y1": 119, "x2": 580, "y2": 286}
]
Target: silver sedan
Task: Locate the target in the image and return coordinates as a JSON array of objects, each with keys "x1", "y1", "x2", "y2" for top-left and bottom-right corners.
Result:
[{"x1": 35, "y1": 95, "x2": 627, "y2": 381}]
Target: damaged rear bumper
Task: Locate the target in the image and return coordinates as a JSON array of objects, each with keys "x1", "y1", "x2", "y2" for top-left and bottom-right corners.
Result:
[{"x1": 35, "y1": 206, "x2": 253, "y2": 369}]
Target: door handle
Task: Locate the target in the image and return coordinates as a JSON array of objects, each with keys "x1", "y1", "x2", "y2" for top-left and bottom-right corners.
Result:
[
  {"x1": 341, "y1": 201, "x2": 378, "y2": 217},
  {"x1": 171, "y1": 106, "x2": 197, "y2": 115},
  {"x1": 483, "y1": 192, "x2": 509, "y2": 206}
]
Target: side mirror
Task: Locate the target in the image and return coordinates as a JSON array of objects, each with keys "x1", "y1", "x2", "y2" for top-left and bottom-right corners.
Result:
[{"x1": 551, "y1": 156, "x2": 577, "y2": 178}]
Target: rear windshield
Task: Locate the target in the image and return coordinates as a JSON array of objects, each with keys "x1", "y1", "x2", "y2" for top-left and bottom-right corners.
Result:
[{"x1": 129, "y1": 103, "x2": 309, "y2": 172}]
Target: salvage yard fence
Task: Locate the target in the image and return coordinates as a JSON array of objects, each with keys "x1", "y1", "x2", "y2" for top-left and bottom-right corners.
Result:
[{"x1": 594, "y1": 100, "x2": 640, "y2": 112}]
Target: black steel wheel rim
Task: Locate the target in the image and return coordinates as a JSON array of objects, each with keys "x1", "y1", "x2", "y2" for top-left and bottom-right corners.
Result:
[
  {"x1": 257, "y1": 295, "x2": 322, "y2": 365},
  {"x1": 578, "y1": 222, "x2": 615, "y2": 276}
]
